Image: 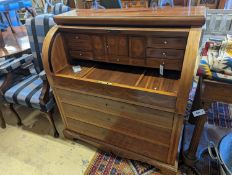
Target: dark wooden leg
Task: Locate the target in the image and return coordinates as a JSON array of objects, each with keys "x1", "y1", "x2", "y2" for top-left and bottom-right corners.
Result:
[
  {"x1": 183, "y1": 114, "x2": 207, "y2": 166},
  {"x1": 0, "y1": 106, "x2": 6, "y2": 129},
  {"x1": 188, "y1": 78, "x2": 202, "y2": 124},
  {"x1": 183, "y1": 77, "x2": 207, "y2": 166},
  {"x1": 45, "y1": 110, "x2": 59, "y2": 138},
  {"x1": 0, "y1": 30, "x2": 5, "y2": 48},
  {"x1": 67, "y1": 0, "x2": 76, "y2": 8},
  {"x1": 25, "y1": 7, "x2": 36, "y2": 17},
  {"x1": 3, "y1": 12, "x2": 15, "y2": 33},
  {"x1": 9, "y1": 103, "x2": 22, "y2": 126}
]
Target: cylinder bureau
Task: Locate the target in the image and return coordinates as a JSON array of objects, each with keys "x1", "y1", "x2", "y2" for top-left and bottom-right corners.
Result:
[{"x1": 42, "y1": 7, "x2": 205, "y2": 175}]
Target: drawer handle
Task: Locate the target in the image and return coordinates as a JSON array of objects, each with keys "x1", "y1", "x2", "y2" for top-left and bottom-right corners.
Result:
[
  {"x1": 106, "y1": 45, "x2": 109, "y2": 48},
  {"x1": 116, "y1": 58, "x2": 119, "y2": 62},
  {"x1": 162, "y1": 52, "x2": 167, "y2": 57},
  {"x1": 163, "y1": 41, "x2": 168, "y2": 45},
  {"x1": 79, "y1": 53, "x2": 82, "y2": 56},
  {"x1": 76, "y1": 36, "x2": 79, "y2": 39}
]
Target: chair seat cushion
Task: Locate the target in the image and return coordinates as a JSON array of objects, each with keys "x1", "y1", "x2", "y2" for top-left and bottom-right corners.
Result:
[{"x1": 4, "y1": 74, "x2": 54, "y2": 112}]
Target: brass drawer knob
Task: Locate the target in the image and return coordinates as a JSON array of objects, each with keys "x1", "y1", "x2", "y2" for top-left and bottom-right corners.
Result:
[
  {"x1": 163, "y1": 41, "x2": 168, "y2": 44},
  {"x1": 79, "y1": 53, "x2": 82, "y2": 56}
]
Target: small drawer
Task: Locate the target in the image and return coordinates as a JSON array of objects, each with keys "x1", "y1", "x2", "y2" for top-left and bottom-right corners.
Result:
[
  {"x1": 146, "y1": 48, "x2": 184, "y2": 60},
  {"x1": 70, "y1": 50, "x2": 93, "y2": 60},
  {"x1": 147, "y1": 37, "x2": 187, "y2": 49},
  {"x1": 68, "y1": 42, "x2": 92, "y2": 51},
  {"x1": 146, "y1": 58, "x2": 183, "y2": 71},
  {"x1": 66, "y1": 34, "x2": 91, "y2": 42}
]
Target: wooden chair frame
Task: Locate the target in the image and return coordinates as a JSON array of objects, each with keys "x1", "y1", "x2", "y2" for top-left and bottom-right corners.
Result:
[
  {"x1": 183, "y1": 76, "x2": 232, "y2": 166},
  {"x1": 0, "y1": 69, "x2": 59, "y2": 138}
]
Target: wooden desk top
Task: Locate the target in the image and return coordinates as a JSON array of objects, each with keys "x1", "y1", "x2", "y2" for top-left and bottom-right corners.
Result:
[
  {"x1": 54, "y1": 6, "x2": 206, "y2": 27},
  {"x1": 0, "y1": 26, "x2": 30, "y2": 58}
]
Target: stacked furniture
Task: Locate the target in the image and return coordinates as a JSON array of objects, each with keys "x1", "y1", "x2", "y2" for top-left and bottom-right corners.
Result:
[
  {"x1": 0, "y1": 0, "x2": 35, "y2": 33},
  {"x1": 42, "y1": 7, "x2": 205, "y2": 174},
  {"x1": 184, "y1": 9, "x2": 232, "y2": 166}
]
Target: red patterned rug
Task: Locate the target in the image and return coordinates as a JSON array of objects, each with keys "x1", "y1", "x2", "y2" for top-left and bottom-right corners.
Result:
[
  {"x1": 84, "y1": 151, "x2": 196, "y2": 175},
  {"x1": 84, "y1": 151, "x2": 161, "y2": 175}
]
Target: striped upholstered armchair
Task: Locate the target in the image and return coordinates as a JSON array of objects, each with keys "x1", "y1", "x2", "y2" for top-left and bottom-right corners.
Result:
[{"x1": 0, "y1": 14, "x2": 59, "y2": 138}]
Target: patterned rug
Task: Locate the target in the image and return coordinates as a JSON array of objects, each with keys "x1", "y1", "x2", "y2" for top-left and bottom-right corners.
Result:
[
  {"x1": 84, "y1": 151, "x2": 197, "y2": 175},
  {"x1": 84, "y1": 151, "x2": 159, "y2": 175}
]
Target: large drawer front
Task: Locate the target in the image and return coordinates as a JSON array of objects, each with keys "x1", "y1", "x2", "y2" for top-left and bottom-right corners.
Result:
[
  {"x1": 56, "y1": 88, "x2": 174, "y2": 129},
  {"x1": 66, "y1": 117, "x2": 169, "y2": 162},
  {"x1": 61, "y1": 101, "x2": 171, "y2": 163},
  {"x1": 54, "y1": 76, "x2": 177, "y2": 111}
]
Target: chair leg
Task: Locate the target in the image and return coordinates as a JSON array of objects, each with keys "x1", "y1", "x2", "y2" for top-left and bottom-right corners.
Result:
[
  {"x1": 0, "y1": 107, "x2": 6, "y2": 129},
  {"x1": 45, "y1": 110, "x2": 59, "y2": 138},
  {"x1": 3, "y1": 12, "x2": 15, "y2": 33},
  {"x1": 9, "y1": 104, "x2": 22, "y2": 126}
]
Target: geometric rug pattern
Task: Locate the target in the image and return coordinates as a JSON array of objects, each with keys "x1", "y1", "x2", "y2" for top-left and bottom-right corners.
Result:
[{"x1": 84, "y1": 151, "x2": 160, "y2": 175}]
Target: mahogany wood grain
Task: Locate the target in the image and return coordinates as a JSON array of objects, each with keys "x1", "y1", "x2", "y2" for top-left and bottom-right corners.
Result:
[
  {"x1": 63, "y1": 129, "x2": 178, "y2": 175},
  {"x1": 202, "y1": 79, "x2": 232, "y2": 104},
  {"x1": 59, "y1": 26, "x2": 190, "y2": 37},
  {"x1": 146, "y1": 48, "x2": 185, "y2": 60},
  {"x1": 146, "y1": 58, "x2": 183, "y2": 70},
  {"x1": 147, "y1": 37, "x2": 187, "y2": 49},
  {"x1": 0, "y1": 26, "x2": 30, "y2": 58},
  {"x1": 66, "y1": 117, "x2": 169, "y2": 162},
  {"x1": 54, "y1": 7, "x2": 206, "y2": 27},
  {"x1": 176, "y1": 28, "x2": 202, "y2": 115},
  {"x1": 56, "y1": 88, "x2": 174, "y2": 129},
  {"x1": 54, "y1": 75, "x2": 177, "y2": 112},
  {"x1": 63, "y1": 103, "x2": 172, "y2": 146},
  {"x1": 62, "y1": 27, "x2": 188, "y2": 70},
  {"x1": 42, "y1": 26, "x2": 69, "y2": 127},
  {"x1": 42, "y1": 8, "x2": 205, "y2": 174}
]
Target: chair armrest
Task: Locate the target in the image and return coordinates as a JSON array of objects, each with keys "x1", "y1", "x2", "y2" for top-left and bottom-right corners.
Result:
[
  {"x1": 0, "y1": 54, "x2": 33, "y2": 74},
  {"x1": 39, "y1": 70, "x2": 47, "y2": 81},
  {"x1": 39, "y1": 70, "x2": 50, "y2": 105},
  {"x1": 39, "y1": 79, "x2": 50, "y2": 105},
  {"x1": 0, "y1": 73, "x2": 13, "y2": 96}
]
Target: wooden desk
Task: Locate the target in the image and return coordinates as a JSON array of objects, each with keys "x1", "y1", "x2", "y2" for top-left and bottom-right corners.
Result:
[
  {"x1": 0, "y1": 26, "x2": 30, "y2": 58},
  {"x1": 43, "y1": 7, "x2": 205, "y2": 175}
]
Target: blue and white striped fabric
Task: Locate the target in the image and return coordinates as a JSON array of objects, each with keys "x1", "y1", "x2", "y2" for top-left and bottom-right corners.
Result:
[
  {"x1": 0, "y1": 55, "x2": 33, "y2": 74},
  {"x1": 4, "y1": 74, "x2": 54, "y2": 112},
  {"x1": 25, "y1": 14, "x2": 55, "y2": 73},
  {"x1": 4, "y1": 14, "x2": 57, "y2": 112},
  {"x1": 51, "y1": 3, "x2": 70, "y2": 15}
]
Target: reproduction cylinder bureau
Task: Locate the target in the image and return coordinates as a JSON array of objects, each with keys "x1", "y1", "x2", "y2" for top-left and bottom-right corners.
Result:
[{"x1": 42, "y1": 7, "x2": 205, "y2": 175}]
